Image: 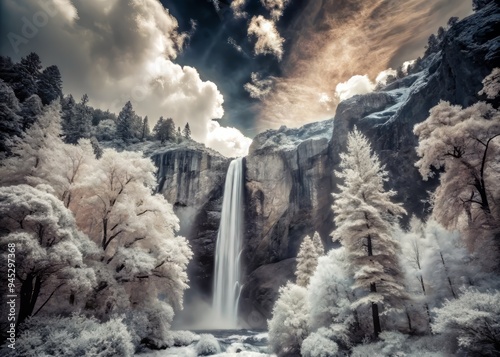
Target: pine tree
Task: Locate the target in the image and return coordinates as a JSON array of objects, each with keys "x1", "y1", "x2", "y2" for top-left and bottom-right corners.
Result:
[
  {"x1": 183, "y1": 122, "x2": 191, "y2": 139},
  {"x1": 312, "y1": 231, "x2": 324, "y2": 256},
  {"x1": 116, "y1": 101, "x2": 135, "y2": 141},
  {"x1": 332, "y1": 128, "x2": 407, "y2": 337},
  {"x1": 295, "y1": 235, "x2": 319, "y2": 287},
  {"x1": 141, "y1": 116, "x2": 150, "y2": 141},
  {"x1": 12, "y1": 52, "x2": 42, "y2": 101},
  {"x1": 37, "y1": 65, "x2": 62, "y2": 105},
  {"x1": 63, "y1": 94, "x2": 91, "y2": 144}
]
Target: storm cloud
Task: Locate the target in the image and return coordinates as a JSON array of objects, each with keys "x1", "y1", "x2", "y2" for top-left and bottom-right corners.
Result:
[{"x1": 0, "y1": 0, "x2": 251, "y2": 156}]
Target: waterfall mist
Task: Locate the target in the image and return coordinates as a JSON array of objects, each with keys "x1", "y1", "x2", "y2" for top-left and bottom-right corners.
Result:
[{"x1": 212, "y1": 157, "x2": 244, "y2": 329}]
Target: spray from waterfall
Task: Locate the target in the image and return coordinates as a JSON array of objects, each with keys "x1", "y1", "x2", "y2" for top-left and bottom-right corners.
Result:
[{"x1": 213, "y1": 157, "x2": 244, "y2": 328}]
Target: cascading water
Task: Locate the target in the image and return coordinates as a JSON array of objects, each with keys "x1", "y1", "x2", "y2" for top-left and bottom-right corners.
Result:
[{"x1": 213, "y1": 157, "x2": 244, "y2": 328}]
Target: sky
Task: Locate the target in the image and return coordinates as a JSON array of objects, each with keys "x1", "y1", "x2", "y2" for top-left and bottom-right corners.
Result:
[{"x1": 0, "y1": 0, "x2": 472, "y2": 157}]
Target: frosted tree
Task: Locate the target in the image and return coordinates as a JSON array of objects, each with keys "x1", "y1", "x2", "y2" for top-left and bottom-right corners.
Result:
[
  {"x1": 72, "y1": 149, "x2": 193, "y2": 324},
  {"x1": 295, "y1": 235, "x2": 320, "y2": 287},
  {"x1": 432, "y1": 289, "x2": 500, "y2": 356},
  {"x1": 312, "y1": 231, "x2": 324, "y2": 256},
  {"x1": 268, "y1": 282, "x2": 309, "y2": 356},
  {"x1": 479, "y1": 67, "x2": 500, "y2": 101},
  {"x1": 306, "y1": 248, "x2": 355, "y2": 352},
  {"x1": 414, "y1": 100, "x2": 500, "y2": 261},
  {"x1": 332, "y1": 128, "x2": 407, "y2": 337},
  {"x1": 0, "y1": 185, "x2": 97, "y2": 330},
  {"x1": 0, "y1": 102, "x2": 63, "y2": 186}
]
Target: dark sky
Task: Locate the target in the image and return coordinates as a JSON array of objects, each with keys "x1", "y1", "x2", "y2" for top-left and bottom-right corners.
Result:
[{"x1": 0, "y1": 0, "x2": 472, "y2": 156}]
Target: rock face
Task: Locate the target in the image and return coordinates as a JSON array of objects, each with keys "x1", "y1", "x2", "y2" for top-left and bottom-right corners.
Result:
[
  {"x1": 152, "y1": 143, "x2": 230, "y2": 299},
  {"x1": 146, "y1": 3, "x2": 499, "y2": 329},
  {"x1": 239, "y1": 3, "x2": 500, "y2": 328}
]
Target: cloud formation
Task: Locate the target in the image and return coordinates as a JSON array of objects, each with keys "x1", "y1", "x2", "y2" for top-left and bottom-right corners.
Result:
[
  {"x1": 248, "y1": 15, "x2": 284, "y2": 60},
  {"x1": 206, "y1": 121, "x2": 252, "y2": 158},
  {"x1": 0, "y1": 0, "x2": 251, "y2": 157},
  {"x1": 335, "y1": 75, "x2": 375, "y2": 102},
  {"x1": 230, "y1": 0, "x2": 247, "y2": 19},
  {"x1": 261, "y1": 0, "x2": 291, "y2": 20},
  {"x1": 254, "y1": 0, "x2": 472, "y2": 129},
  {"x1": 244, "y1": 72, "x2": 275, "y2": 99}
]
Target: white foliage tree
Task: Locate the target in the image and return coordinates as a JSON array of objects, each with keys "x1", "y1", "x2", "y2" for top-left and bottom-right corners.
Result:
[
  {"x1": 268, "y1": 282, "x2": 309, "y2": 356},
  {"x1": 69, "y1": 148, "x2": 192, "y2": 346},
  {"x1": 414, "y1": 99, "x2": 500, "y2": 262},
  {"x1": 0, "y1": 102, "x2": 63, "y2": 187},
  {"x1": 312, "y1": 231, "x2": 325, "y2": 256},
  {"x1": 432, "y1": 289, "x2": 500, "y2": 356},
  {"x1": 307, "y1": 248, "x2": 355, "y2": 349},
  {"x1": 295, "y1": 235, "x2": 319, "y2": 287},
  {"x1": 0, "y1": 185, "x2": 97, "y2": 330},
  {"x1": 10, "y1": 314, "x2": 134, "y2": 357},
  {"x1": 479, "y1": 67, "x2": 500, "y2": 100},
  {"x1": 332, "y1": 128, "x2": 407, "y2": 337},
  {"x1": 0, "y1": 103, "x2": 192, "y2": 348}
]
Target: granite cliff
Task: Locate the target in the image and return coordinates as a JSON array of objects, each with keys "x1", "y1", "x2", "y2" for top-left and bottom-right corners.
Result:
[{"x1": 149, "y1": 3, "x2": 500, "y2": 328}]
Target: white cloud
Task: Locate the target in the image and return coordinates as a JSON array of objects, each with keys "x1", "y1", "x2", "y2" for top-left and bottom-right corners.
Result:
[
  {"x1": 375, "y1": 68, "x2": 397, "y2": 87},
  {"x1": 244, "y1": 72, "x2": 275, "y2": 99},
  {"x1": 2, "y1": 0, "x2": 252, "y2": 158},
  {"x1": 206, "y1": 121, "x2": 252, "y2": 158},
  {"x1": 248, "y1": 15, "x2": 284, "y2": 60},
  {"x1": 335, "y1": 75, "x2": 375, "y2": 102},
  {"x1": 230, "y1": 0, "x2": 247, "y2": 19},
  {"x1": 261, "y1": 0, "x2": 290, "y2": 20}
]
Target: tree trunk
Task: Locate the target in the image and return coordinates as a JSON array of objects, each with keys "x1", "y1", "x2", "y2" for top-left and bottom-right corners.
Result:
[
  {"x1": 367, "y1": 234, "x2": 382, "y2": 337},
  {"x1": 16, "y1": 273, "x2": 41, "y2": 333}
]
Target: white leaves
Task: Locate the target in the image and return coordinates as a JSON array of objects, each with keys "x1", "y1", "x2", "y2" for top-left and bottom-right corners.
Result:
[
  {"x1": 432, "y1": 289, "x2": 500, "y2": 355},
  {"x1": 332, "y1": 127, "x2": 407, "y2": 311},
  {"x1": 296, "y1": 235, "x2": 320, "y2": 287},
  {"x1": 268, "y1": 282, "x2": 309, "y2": 356},
  {"x1": 479, "y1": 67, "x2": 500, "y2": 99}
]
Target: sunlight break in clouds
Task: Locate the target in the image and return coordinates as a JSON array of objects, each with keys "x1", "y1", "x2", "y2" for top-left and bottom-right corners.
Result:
[
  {"x1": 1, "y1": 0, "x2": 251, "y2": 157},
  {"x1": 255, "y1": 0, "x2": 472, "y2": 130},
  {"x1": 248, "y1": 15, "x2": 284, "y2": 60}
]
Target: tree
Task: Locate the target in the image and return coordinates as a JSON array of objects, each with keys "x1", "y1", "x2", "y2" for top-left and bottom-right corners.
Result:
[
  {"x1": 0, "y1": 185, "x2": 97, "y2": 331},
  {"x1": 268, "y1": 282, "x2": 309, "y2": 356},
  {"x1": 116, "y1": 101, "x2": 135, "y2": 141},
  {"x1": 332, "y1": 128, "x2": 407, "y2": 337},
  {"x1": 71, "y1": 149, "x2": 193, "y2": 317},
  {"x1": 141, "y1": 116, "x2": 150, "y2": 141},
  {"x1": 0, "y1": 102, "x2": 63, "y2": 187},
  {"x1": 61, "y1": 94, "x2": 92, "y2": 144},
  {"x1": 37, "y1": 65, "x2": 62, "y2": 105},
  {"x1": 11, "y1": 52, "x2": 42, "y2": 101},
  {"x1": 306, "y1": 248, "x2": 355, "y2": 348},
  {"x1": 312, "y1": 231, "x2": 324, "y2": 256},
  {"x1": 432, "y1": 289, "x2": 500, "y2": 356},
  {"x1": 153, "y1": 117, "x2": 176, "y2": 143},
  {"x1": 414, "y1": 100, "x2": 500, "y2": 260},
  {"x1": 183, "y1": 122, "x2": 191, "y2": 139},
  {"x1": 295, "y1": 235, "x2": 319, "y2": 287},
  {"x1": 0, "y1": 79, "x2": 23, "y2": 155}
]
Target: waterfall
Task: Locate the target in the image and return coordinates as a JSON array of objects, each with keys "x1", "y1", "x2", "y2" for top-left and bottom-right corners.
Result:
[{"x1": 213, "y1": 157, "x2": 244, "y2": 328}]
